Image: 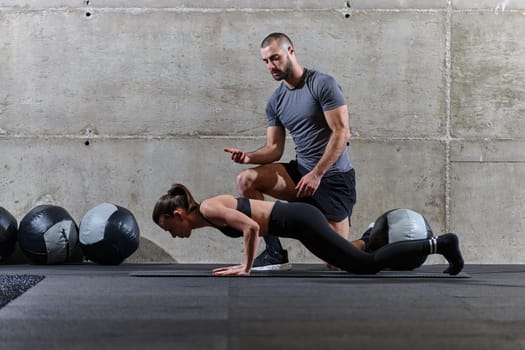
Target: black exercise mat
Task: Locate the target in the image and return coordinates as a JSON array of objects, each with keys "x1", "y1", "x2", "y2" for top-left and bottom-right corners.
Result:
[{"x1": 129, "y1": 267, "x2": 470, "y2": 278}]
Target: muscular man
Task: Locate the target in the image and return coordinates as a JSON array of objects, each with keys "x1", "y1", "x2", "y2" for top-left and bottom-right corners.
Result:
[{"x1": 225, "y1": 32, "x2": 358, "y2": 270}]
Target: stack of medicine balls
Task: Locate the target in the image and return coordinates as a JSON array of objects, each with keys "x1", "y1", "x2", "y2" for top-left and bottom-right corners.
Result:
[{"x1": 0, "y1": 203, "x2": 139, "y2": 265}]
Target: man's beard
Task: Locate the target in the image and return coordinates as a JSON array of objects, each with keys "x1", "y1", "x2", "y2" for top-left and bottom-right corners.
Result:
[{"x1": 271, "y1": 58, "x2": 293, "y2": 81}]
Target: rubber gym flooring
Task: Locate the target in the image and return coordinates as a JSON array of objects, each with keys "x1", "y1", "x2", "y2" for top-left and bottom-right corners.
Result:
[{"x1": 0, "y1": 263, "x2": 524, "y2": 350}]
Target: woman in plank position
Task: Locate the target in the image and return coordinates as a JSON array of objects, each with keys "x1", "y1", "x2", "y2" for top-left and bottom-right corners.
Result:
[{"x1": 152, "y1": 183, "x2": 464, "y2": 276}]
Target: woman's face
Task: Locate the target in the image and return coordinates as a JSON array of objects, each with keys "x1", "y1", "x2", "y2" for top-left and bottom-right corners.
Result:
[{"x1": 159, "y1": 212, "x2": 192, "y2": 238}]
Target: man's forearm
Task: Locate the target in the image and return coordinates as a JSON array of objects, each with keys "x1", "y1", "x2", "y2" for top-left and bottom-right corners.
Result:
[
  {"x1": 246, "y1": 144, "x2": 283, "y2": 164},
  {"x1": 312, "y1": 131, "x2": 350, "y2": 176}
]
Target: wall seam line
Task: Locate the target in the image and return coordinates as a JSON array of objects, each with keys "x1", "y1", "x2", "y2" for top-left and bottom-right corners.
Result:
[{"x1": 444, "y1": 0, "x2": 453, "y2": 232}]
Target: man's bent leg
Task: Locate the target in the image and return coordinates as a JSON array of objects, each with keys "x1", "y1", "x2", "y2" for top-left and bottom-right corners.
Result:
[
  {"x1": 236, "y1": 163, "x2": 296, "y2": 251},
  {"x1": 236, "y1": 163, "x2": 297, "y2": 270},
  {"x1": 236, "y1": 163, "x2": 298, "y2": 201}
]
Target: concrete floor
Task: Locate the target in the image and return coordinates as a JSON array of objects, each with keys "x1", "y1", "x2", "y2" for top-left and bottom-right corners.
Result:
[{"x1": 0, "y1": 263, "x2": 524, "y2": 350}]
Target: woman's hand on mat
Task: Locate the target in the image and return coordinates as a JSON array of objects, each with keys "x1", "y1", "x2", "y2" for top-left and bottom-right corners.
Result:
[{"x1": 212, "y1": 264, "x2": 250, "y2": 276}]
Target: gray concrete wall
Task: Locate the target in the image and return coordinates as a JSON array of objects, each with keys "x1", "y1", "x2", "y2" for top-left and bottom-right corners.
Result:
[{"x1": 1, "y1": 0, "x2": 524, "y2": 264}]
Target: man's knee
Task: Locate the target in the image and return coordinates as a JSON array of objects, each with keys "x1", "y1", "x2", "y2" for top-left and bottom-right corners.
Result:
[
  {"x1": 236, "y1": 168, "x2": 258, "y2": 194},
  {"x1": 236, "y1": 163, "x2": 296, "y2": 200}
]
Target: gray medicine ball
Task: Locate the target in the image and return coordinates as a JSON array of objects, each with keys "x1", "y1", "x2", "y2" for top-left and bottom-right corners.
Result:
[
  {"x1": 368, "y1": 208, "x2": 434, "y2": 270},
  {"x1": 18, "y1": 205, "x2": 80, "y2": 264},
  {"x1": 79, "y1": 203, "x2": 140, "y2": 265}
]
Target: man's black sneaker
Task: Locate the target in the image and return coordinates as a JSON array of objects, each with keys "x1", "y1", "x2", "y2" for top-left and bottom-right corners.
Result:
[{"x1": 251, "y1": 248, "x2": 292, "y2": 271}]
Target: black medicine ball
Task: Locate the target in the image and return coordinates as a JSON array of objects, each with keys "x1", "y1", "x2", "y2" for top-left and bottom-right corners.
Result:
[
  {"x1": 79, "y1": 203, "x2": 140, "y2": 265},
  {"x1": 0, "y1": 207, "x2": 18, "y2": 262},
  {"x1": 18, "y1": 205, "x2": 80, "y2": 264},
  {"x1": 367, "y1": 208, "x2": 433, "y2": 270}
]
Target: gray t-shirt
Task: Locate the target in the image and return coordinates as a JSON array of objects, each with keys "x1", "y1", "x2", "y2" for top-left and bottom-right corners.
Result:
[{"x1": 266, "y1": 68, "x2": 352, "y2": 174}]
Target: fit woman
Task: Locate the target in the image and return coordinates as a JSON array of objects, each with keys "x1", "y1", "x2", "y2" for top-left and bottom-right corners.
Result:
[{"x1": 152, "y1": 183, "x2": 464, "y2": 276}]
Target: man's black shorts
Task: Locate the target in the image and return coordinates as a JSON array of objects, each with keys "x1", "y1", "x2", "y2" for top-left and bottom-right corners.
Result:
[{"x1": 283, "y1": 160, "x2": 356, "y2": 222}]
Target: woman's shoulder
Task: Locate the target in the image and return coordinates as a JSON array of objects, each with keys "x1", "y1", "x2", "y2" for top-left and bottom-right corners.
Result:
[{"x1": 200, "y1": 195, "x2": 237, "y2": 211}]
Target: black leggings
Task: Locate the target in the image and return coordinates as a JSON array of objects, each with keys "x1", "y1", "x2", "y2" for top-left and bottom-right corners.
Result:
[{"x1": 268, "y1": 202, "x2": 431, "y2": 274}]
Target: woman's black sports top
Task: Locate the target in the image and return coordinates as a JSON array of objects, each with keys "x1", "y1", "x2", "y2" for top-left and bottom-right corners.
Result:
[{"x1": 198, "y1": 197, "x2": 251, "y2": 238}]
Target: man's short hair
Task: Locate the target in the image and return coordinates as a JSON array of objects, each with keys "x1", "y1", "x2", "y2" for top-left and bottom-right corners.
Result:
[{"x1": 261, "y1": 32, "x2": 294, "y2": 49}]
